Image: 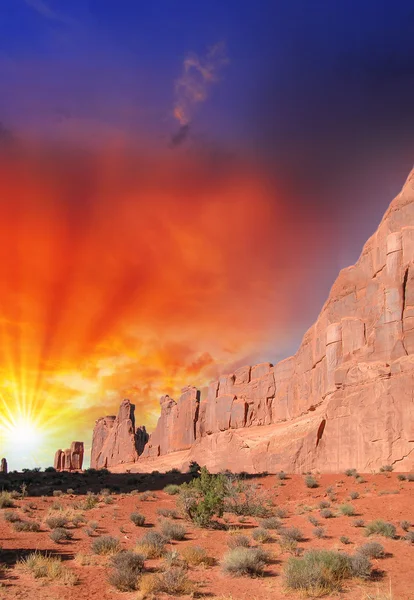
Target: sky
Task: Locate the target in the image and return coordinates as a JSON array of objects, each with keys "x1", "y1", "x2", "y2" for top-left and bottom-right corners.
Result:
[{"x1": 0, "y1": 0, "x2": 413, "y2": 470}]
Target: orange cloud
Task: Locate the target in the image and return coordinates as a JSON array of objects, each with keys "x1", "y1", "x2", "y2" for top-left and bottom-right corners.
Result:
[{"x1": 0, "y1": 139, "x2": 329, "y2": 468}]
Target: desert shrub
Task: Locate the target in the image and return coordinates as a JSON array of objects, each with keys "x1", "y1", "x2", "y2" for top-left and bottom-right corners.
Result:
[
  {"x1": 130, "y1": 512, "x2": 146, "y2": 526},
  {"x1": 88, "y1": 520, "x2": 98, "y2": 531},
  {"x1": 353, "y1": 518, "x2": 365, "y2": 528},
  {"x1": 356, "y1": 476, "x2": 366, "y2": 484},
  {"x1": 162, "y1": 549, "x2": 186, "y2": 569},
  {"x1": 350, "y1": 552, "x2": 372, "y2": 579},
  {"x1": 45, "y1": 467, "x2": 56, "y2": 473},
  {"x1": 400, "y1": 520, "x2": 410, "y2": 531},
  {"x1": 66, "y1": 488, "x2": 74, "y2": 495},
  {"x1": 320, "y1": 508, "x2": 334, "y2": 519},
  {"x1": 4, "y1": 510, "x2": 21, "y2": 522},
  {"x1": 349, "y1": 491, "x2": 359, "y2": 500},
  {"x1": 53, "y1": 490, "x2": 63, "y2": 497},
  {"x1": 277, "y1": 471, "x2": 287, "y2": 480},
  {"x1": 305, "y1": 475, "x2": 318, "y2": 488},
  {"x1": 274, "y1": 506, "x2": 288, "y2": 519},
  {"x1": 225, "y1": 478, "x2": 271, "y2": 518},
  {"x1": 365, "y1": 520, "x2": 396, "y2": 539},
  {"x1": 340, "y1": 536, "x2": 351, "y2": 545},
  {"x1": 46, "y1": 515, "x2": 68, "y2": 529},
  {"x1": 85, "y1": 528, "x2": 94, "y2": 536},
  {"x1": 160, "y1": 519, "x2": 186, "y2": 541},
  {"x1": 178, "y1": 467, "x2": 227, "y2": 527},
  {"x1": 157, "y1": 508, "x2": 179, "y2": 519},
  {"x1": 136, "y1": 531, "x2": 167, "y2": 558},
  {"x1": 339, "y1": 503, "x2": 355, "y2": 516},
  {"x1": 281, "y1": 526, "x2": 303, "y2": 542},
  {"x1": 108, "y1": 551, "x2": 145, "y2": 591},
  {"x1": 345, "y1": 468, "x2": 358, "y2": 477},
  {"x1": 404, "y1": 531, "x2": 414, "y2": 543},
  {"x1": 284, "y1": 549, "x2": 362, "y2": 595},
  {"x1": 140, "y1": 567, "x2": 194, "y2": 596},
  {"x1": 164, "y1": 484, "x2": 180, "y2": 495},
  {"x1": 358, "y1": 542, "x2": 385, "y2": 558},
  {"x1": 49, "y1": 528, "x2": 73, "y2": 543},
  {"x1": 13, "y1": 520, "x2": 41, "y2": 532},
  {"x1": 407, "y1": 473, "x2": 414, "y2": 482},
  {"x1": 227, "y1": 534, "x2": 250, "y2": 549},
  {"x1": 221, "y1": 547, "x2": 269, "y2": 576},
  {"x1": 251, "y1": 527, "x2": 271, "y2": 542},
  {"x1": 308, "y1": 515, "x2": 320, "y2": 526},
  {"x1": 398, "y1": 474, "x2": 407, "y2": 481},
  {"x1": 181, "y1": 545, "x2": 213, "y2": 566},
  {"x1": 100, "y1": 488, "x2": 111, "y2": 496},
  {"x1": 72, "y1": 514, "x2": 86, "y2": 527},
  {"x1": 379, "y1": 465, "x2": 393, "y2": 472},
  {"x1": 260, "y1": 516, "x2": 281, "y2": 530},
  {"x1": 82, "y1": 493, "x2": 99, "y2": 510},
  {"x1": 0, "y1": 492, "x2": 14, "y2": 508},
  {"x1": 91, "y1": 535, "x2": 120, "y2": 555},
  {"x1": 20, "y1": 551, "x2": 78, "y2": 585},
  {"x1": 140, "y1": 490, "x2": 155, "y2": 501},
  {"x1": 314, "y1": 526, "x2": 325, "y2": 539},
  {"x1": 319, "y1": 500, "x2": 331, "y2": 509},
  {"x1": 51, "y1": 501, "x2": 63, "y2": 511},
  {"x1": 104, "y1": 496, "x2": 114, "y2": 504}
]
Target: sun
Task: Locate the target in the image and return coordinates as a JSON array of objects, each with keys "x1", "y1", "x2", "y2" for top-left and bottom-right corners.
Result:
[
  {"x1": 8, "y1": 419, "x2": 43, "y2": 451},
  {"x1": 0, "y1": 414, "x2": 46, "y2": 468}
]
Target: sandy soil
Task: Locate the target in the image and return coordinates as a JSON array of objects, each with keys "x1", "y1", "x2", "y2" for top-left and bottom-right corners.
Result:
[{"x1": 0, "y1": 471, "x2": 413, "y2": 600}]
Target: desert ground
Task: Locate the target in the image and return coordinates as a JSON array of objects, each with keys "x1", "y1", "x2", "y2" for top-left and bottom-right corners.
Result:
[{"x1": 0, "y1": 467, "x2": 413, "y2": 600}]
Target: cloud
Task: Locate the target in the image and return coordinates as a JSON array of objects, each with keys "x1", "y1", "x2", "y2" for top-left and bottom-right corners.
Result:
[{"x1": 173, "y1": 42, "x2": 229, "y2": 130}]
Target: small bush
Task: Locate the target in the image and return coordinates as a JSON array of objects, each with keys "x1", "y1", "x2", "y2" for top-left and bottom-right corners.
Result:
[
  {"x1": 157, "y1": 508, "x2": 178, "y2": 519},
  {"x1": 365, "y1": 520, "x2": 396, "y2": 539},
  {"x1": 404, "y1": 531, "x2": 414, "y2": 543},
  {"x1": 252, "y1": 527, "x2": 271, "y2": 543},
  {"x1": 46, "y1": 516, "x2": 68, "y2": 529},
  {"x1": 72, "y1": 514, "x2": 86, "y2": 527},
  {"x1": 308, "y1": 515, "x2": 320, "y2": 526},
  {"x1": 164, "y1": 484, "x2": 180, "y2": 495},
  {"x1": 339, "y1": 503, "x2": 355, "y2": 516},
  {"x1": 379, "y1": 465, "x2": 393, "y2": 472},
  {"x1": 82, "y1": 493, "x2": 99, "y2": 510},
  {"x1": 140, "y1": 567, "x2": 194, "y2": 596},
  {"x1": 353, "y1": 518, "x2": 365, "y2": 528},
  {"x1": 4, "y1": 511, "x2": 21, "y2": 523},
  {"x1": 227, "y1": 534, "x2": 250, "y2": 549},
  {"x1": 130, "y1": 512, "x2": 146, "y2": 526},
  {"x1": 305, "y1": 475, "x2": 318, "y2": 488},
  {"x1": 340, "y1": 536, "x2": 351, "y2": 545},
  {"x1": 108, "y1": 551, "x2": 144, "y2": 591},
  {"x1": 19, "y1": 551, "x2": 78, "y2": 585},
  {"x1": 400, "y1": 520, "x2": 410, "y2": 531},
  {"x1": 49, "y1": 528, "x2": 73, "y2": 543},
  {"x1": 53, "y1": 490, "x2": 63, "y2": 497},
  {"x1": 281, "y1": 526, "x2": 303, "y2": 542},
  {"x1": 313, "y1": 526, "x2": 325, "y2": 539},
  {"x1": 358, "y1": 542, "x2": 385, "y2": 558},
  {"x1": 13, "y1": 520, "x2": 41, "y2": 532},
  {"x1": 260, "y1": 516, "x2": 281, "y2": 530},
  {"x1": 398, "y1": 474, "x2": 407, "y2": 481},
  {"x1": 160, "y1": 519, "x2": 186, "y2": 541},
  {"x1": 350, "y1": 552, "x2": 372, "y2": 579},
  {"x1": 349, "y1": 491, "x2": 359, "y2": 500},
  {"x1": 277, "y1": 471, "x2": 287, "y2": 480},
  {"x1": 136, "y1": 531, "x2": 167, "y2": 558},
  {"x1": 320, "y1": 508, "x2": 334, "y2": 519},
  {"x1": 407, "y1": 474, "x2": 414, "y2": 482},
  {"x1": 356, "y1": 476, "x2": 366, "y2": 484},
  {"x1": 104, "y1": 496, "x2": 114, "y2": 504},
  {"x1": 181, "y1": 545, "x2": 212, "y2": 566},
  {"x1": 91, "y1": 535, "x2": 120, "y2": 555},
  {"x1": 274, "y1": 506, "x2": 288, "y2": 518},
  {"x1": 345, "y1": 468, "x2": 358, "y2": 477},
  {"x1": 319, "y1": 500, "x2": 331, "y2": 509},
  {"x1": 221, "y1": 547, "x2": 269, "y2": 576},
  {"x1": 284, "y1": 549, "x2": 366, "y2": 595},
  {"x1": 0, "y1": 492, "x2": 15, "y2": 508}
]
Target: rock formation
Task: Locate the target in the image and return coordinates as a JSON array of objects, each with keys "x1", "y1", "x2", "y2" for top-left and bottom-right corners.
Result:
[
  {"x1": 91, "y1": 169, "x2": 414, "y2": 473},
  {"x1": 0, "y1": 458, "x2": 7, "y2": 474},
  {"x1": 53, "y1": 442, "x2": 84, "y2": 471},
  {"x1": 91, "y1": 399, "x2": 148, "y2": 468}
]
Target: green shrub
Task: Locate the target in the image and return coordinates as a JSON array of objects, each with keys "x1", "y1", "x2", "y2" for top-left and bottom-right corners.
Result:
[
  {"x1": 160, "y1": 519, "x2": 186, "y2": 541},
  {"x1": 82, "y1": 493, "x2": 99, "y2": 510},
  {"x1": 339, "y1": 503, "x2": 355, "y2": 516},
  {"x1": 305, "y1": 475, "x2": 318, "y2": 488},
  {"x1": 164, "y1": 484, "x2": 180, "y2": 495},
  {"x1": 178, "y1": 467, "x2": 227, "y2": 527},
  {"x1": 227, "y1": 534, "x2": 250, "y2": 549},
  {"x1": 108, "y1": 551, "x2": 144, "y2": 591},
  {"x1": 225, "y1": 479, "x2": 271, "y2": 518},
  {"x1": 136, "y1": 531, "x2": 167, "y2": 558},
  {"x1": 284, "y1": 549, "x2": 366, "y2": 595},
  {"x1": 221, "y1": 547, "x2": 269, "y2": 576},
  {"x1": 92, "y1": 535, "x2": 120, "y2": 555},
  {"x1": 13, "y1": 520, "x2": 41, "y2": 532},
  {"x1": 358, "y1": 542, "x2": 385, "y2": 558},
  {"x1": 49, "y1": 528, "x2": 73, "y2": 543},
  {"x1": 251, "y1": 527, "x2": 271, "y2": 542},
  {"x1": 365, "y1": 520, "x2": 396, "y2": 539},
  {"x1": 130, "y1": 512, "x2": 145, "y2": 526},
  {"x1": 46, "y1": 516, "x2": 68, "y2": 529}
]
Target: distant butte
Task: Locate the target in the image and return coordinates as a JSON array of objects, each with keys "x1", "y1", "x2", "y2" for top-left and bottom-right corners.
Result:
[{"x1": 91, "y1": 169, "x2": 414, "y2": 473}]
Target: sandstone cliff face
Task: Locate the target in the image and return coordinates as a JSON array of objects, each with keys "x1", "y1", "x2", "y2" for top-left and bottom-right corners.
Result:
[
  {"x1": 90, "y1": 400, "x2": 148, "y2": 468},
  {"x1": 91, "y1": 170, "x2": 414, "y2": 472},
  {"x1": 54, "y1": 442, "x2": 84, "y2": 471}
]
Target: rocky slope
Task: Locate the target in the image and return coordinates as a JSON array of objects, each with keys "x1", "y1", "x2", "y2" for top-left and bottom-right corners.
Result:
[{"x1": 91, "y1": 169, "x2": 414, "y2": 472}]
